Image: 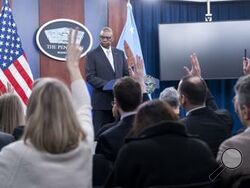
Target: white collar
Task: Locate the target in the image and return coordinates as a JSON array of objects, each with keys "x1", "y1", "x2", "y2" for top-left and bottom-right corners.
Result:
[
  {"x1": 186, "y1": 105, "x2": 206, "y2": 116},
  {"x1": 100, "y1": 45, "x2": 111, "y2": 53},
  {"x1": 120, "y1": 111, "x2": 136, "y2": 120},
  {"x1": 244, "y1": 127, "x2": 250, "y2": 133}
]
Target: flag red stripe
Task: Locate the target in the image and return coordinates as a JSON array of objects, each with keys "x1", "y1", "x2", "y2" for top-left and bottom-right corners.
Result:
[
  {"x1": 3, "y1": 69, "x2": 28, "y2": 104},
  {"x1": 0, "y1": 80, "x2": 6, "y2": 93},
  {"x1": 13, "y1": 59, "x2": 33, "y2": 89}
]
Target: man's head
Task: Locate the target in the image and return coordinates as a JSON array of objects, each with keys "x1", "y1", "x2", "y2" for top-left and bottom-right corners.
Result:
[
  {"x1": 99, "y1": 27, "x2": 113, "y2": 49},
  {"x1": 159, "y1": 87, "x2": 180, "y2": 116},
  {"x1": 178, "y1": 75, "x2": 207, "y2": 110},
  {"x1": 234, "y1": 74, "x2": 250, "y2": 126},
  {"x1": 113, "y1": 76, "x2": 142, "y2": 113}
]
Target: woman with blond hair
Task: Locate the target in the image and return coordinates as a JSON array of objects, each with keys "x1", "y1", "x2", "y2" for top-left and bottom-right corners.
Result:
[
  {"x1": 0, "y1": 92, "x2": 24, "y2": 149},
  {"x1": 0, "y1": 29, "x2": 94, "y2": 188},
  {"x1": 0, "y1": 93, "x2": 24, "y2": 132}
]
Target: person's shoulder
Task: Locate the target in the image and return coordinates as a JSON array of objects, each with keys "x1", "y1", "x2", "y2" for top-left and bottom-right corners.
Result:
[
  {"x1": 4, "y1": 140, "x2": 26, "y2": 149},
  {"x1": 217, "y1": 132, "x2": 249, "y2": 158},
  {"x1": 0, "y1": 131, "x2": 14, "y2": 140},
  {"x1": 99, "y1": 122, "x2": 120, "y2": 137},
  {"x1": 87, "y1": 46, "x2": 101, "y2": 56},
  {"x1": 0, "y1": 140, "x2": 27, "y2": 157},
  {"x1": 112, "y1": 47, "x2": 124, "y2": 54},
  {"x1": 215, "y1": 109, "x2": 231, "y2": 117}
]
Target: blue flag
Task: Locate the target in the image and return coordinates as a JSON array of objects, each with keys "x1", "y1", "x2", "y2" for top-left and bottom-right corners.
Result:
[{"x1": 117, "y1": 2, "x2": 143, "y2": 60}]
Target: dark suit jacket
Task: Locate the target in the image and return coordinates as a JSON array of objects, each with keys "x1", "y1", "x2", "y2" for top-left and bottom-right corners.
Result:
[
  {"x1": 95, "y1": 120, "x2": 119, "y2": 140},
  {"x1": 95, "y1": 114, "x2": 135, "y2": 162},
  {"x1": 85, "y1": 46, "x2": 128, "y2": 110},
  {"x1": 105, "y1": 121, "x2": 218, "y2": 188},
  {"x1": 95, "y1": 93, "x2": 149, "y2": 140},
  {"x1": 0, "y1": 131, "x2": 15, "y2": 150},
  {"x1": 180, "y1": 107, "x2": 232, "y2": 156}
]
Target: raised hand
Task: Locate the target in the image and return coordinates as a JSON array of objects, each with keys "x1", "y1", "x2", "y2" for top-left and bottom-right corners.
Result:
[
  {"x1": 183, "y1": 53, "x2": 201, "y2": 77},
  {"x1": 124, "y1": 40, "x2": 135, "y2": 69},
  {"x1": 66, "y1": 28, "x2": 84, "y2": 81},
  {"x1": 243, "y1": 57, "x2": 250, "y2": 75},
  {"x1": 129, "y1": 55, "x2": 146, "y2": 92},
  {"x1": 129, "y1": 56, "x2": 144, "y2": 79}
]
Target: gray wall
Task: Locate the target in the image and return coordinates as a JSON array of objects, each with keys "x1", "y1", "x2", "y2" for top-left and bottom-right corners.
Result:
[
  {"x1": 85, "y1": 0, "x2": 107, "y2": 49},
  {"x1": 13, "y1": 0, "x2": 39, "y2": 79}
]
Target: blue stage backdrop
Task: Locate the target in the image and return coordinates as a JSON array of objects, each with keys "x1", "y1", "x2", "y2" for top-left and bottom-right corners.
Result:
[{"x1": 131, "y1": 0, "x2": 250, "y2": 133}]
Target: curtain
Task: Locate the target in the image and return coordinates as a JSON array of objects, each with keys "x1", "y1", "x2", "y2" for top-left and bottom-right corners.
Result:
[{"x1": 131, "y1": 0, "x2": 250, "y2": 133}]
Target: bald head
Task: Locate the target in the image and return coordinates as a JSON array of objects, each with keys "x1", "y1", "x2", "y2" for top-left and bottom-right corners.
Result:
[{"x1": 178, "y1": 75, "x2": 207, "y2": 105}]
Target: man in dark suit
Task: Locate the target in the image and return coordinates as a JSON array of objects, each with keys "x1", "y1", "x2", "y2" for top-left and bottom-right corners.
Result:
[
  {"x1": 95, "y1": 76, "x2": 142, "y2": 162},
  {"x1": 85, "y1": 27, "x2": 128, "y2": 133},
  {"x1": 178, "y1": 54, "x2": 232, "y2": 156}
]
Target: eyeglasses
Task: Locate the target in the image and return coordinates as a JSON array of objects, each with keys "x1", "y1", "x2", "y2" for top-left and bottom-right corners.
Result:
[{"x1": 100, "y1": 36, "x2": 112, "y2": 40}]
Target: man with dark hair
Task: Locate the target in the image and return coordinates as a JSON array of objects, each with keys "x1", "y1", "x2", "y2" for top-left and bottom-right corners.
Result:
[
  {"x1": 85, "y1": 27, "x2": 128, "y2": 134},
  {"x1": 95, "y1": 76, "x2": 142, "y2": 162},
  {"x1": 217, "y1": 58, "x2": 250, "y2": 184},
  {"x1": 179, "y1": 54, "x2": 232, "y2": 156}
]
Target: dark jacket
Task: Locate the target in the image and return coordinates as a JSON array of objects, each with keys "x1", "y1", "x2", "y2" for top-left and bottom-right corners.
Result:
[
  {"x1": 180, "y1": 107, "x2": 232, "y2": 156},
  {"x1": 85, "y1": 46, "x2": 128, "y2": 110},
  {"x1": 12, "y1": 125, "x2": 25, "y2": 140},
  {"x1": 105, "y1": 121, "x2": 218, "y2": 188},
  {"x1": 0, "y1": 131, "x2": 15, "y2": 151},
  {"x1": 95, "y1": 114, "x2": 135, "y2": 162}
]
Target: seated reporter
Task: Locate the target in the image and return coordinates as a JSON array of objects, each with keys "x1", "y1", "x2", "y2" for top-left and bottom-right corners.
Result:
[
  {"x1": 179, "y1": 54, "x2": 232, "y2": 156},
  {"x1": 0, "y1": 92, "x2": 24, "y2": 149},
  {"x1": 106, "y1": 100, "x2": 218, "y2": 188},
  {"x1": 0, "y1": 29, "x2": 94, "y2": 188}
]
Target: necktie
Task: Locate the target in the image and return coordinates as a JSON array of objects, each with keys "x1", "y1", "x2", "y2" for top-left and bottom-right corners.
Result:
[{"x1": 106, "y1": 49, "x2": 115, "y2": 71}]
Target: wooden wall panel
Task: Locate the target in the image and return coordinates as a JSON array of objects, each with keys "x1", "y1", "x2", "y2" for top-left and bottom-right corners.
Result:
[
  {"x1": 39, "y1": 0, "x2": 85, "y2": 86},
  {"x1": 0, "y1": 0, "x2": 12, "y2": 8},
  {"x1": 108, "y1": 0, "x2": 127, "y2": 46}
]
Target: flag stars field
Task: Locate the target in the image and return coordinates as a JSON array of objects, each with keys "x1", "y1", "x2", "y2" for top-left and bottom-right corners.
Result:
[{"x1": 0, "y1": 0, "x2": 33, "y2": 106}]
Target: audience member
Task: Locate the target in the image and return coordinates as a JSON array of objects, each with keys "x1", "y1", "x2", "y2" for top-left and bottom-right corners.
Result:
[
  {"x1": 95, "y1": 102, "x2": 120, "y2": 139},
  {"x1": 106, "y1": 100, "x2": 218, "y2": 188},
  {"x1": 217, "y1": 57, "x2": 250, "y2": 186},
  {"x1": 85, "y1": 26, "x2": 128, "y2": 134},
  {"x1": 0, "y1": 93, "x2": 24, "y2": 148},
  {"x1": 95, "y1": 76, "x2": 142, "y2": 162},
  {"x1": 0, "y1": 132, "x2": 14, "y2": 151},
  {"x1": 179, "y1": 54, "x2": 232, "y2": 156},
  {"x1": 159, "y1": 86, "x2": 180, "y2": 116},
  {"x1": 0, "y1": 93, "x2": 24, "y2": 134},
  {"x1": 0, "y1": 29, "x2": 94, "y2": 188}
]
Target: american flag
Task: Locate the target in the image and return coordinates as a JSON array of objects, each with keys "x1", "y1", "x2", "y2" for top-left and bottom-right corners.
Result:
[{"x1": 0, "y1": 0, "x2": 33, "y2": 105}]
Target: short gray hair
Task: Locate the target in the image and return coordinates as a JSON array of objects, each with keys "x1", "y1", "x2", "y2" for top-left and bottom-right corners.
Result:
[
  {"x1": 159, "y1": 87, "x2": 179, "y2": 108},
  {"x1": 235, "y1": 74, "x2": 250, "y2": 107}
]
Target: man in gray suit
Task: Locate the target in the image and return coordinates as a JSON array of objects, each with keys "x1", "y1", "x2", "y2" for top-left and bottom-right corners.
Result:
[
  {"x1": 217, "y1": 57, "x2": 250, "y2": 185},
  {"x1": 85, "y1": 27, "x2": 128, "y2": 133}
]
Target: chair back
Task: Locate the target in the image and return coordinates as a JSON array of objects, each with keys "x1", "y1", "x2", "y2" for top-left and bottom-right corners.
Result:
[
  {"x1": 150, "y1": 179, "x2": 220, "y2": 188},
  {"x1": 232, "y1": 175, "x2": 250, "y2": 188}
]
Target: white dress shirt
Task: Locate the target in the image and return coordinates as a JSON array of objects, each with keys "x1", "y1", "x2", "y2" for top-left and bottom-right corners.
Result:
[{"x1": 101, "y1": 46, "x2": 115, "y2": 71}]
